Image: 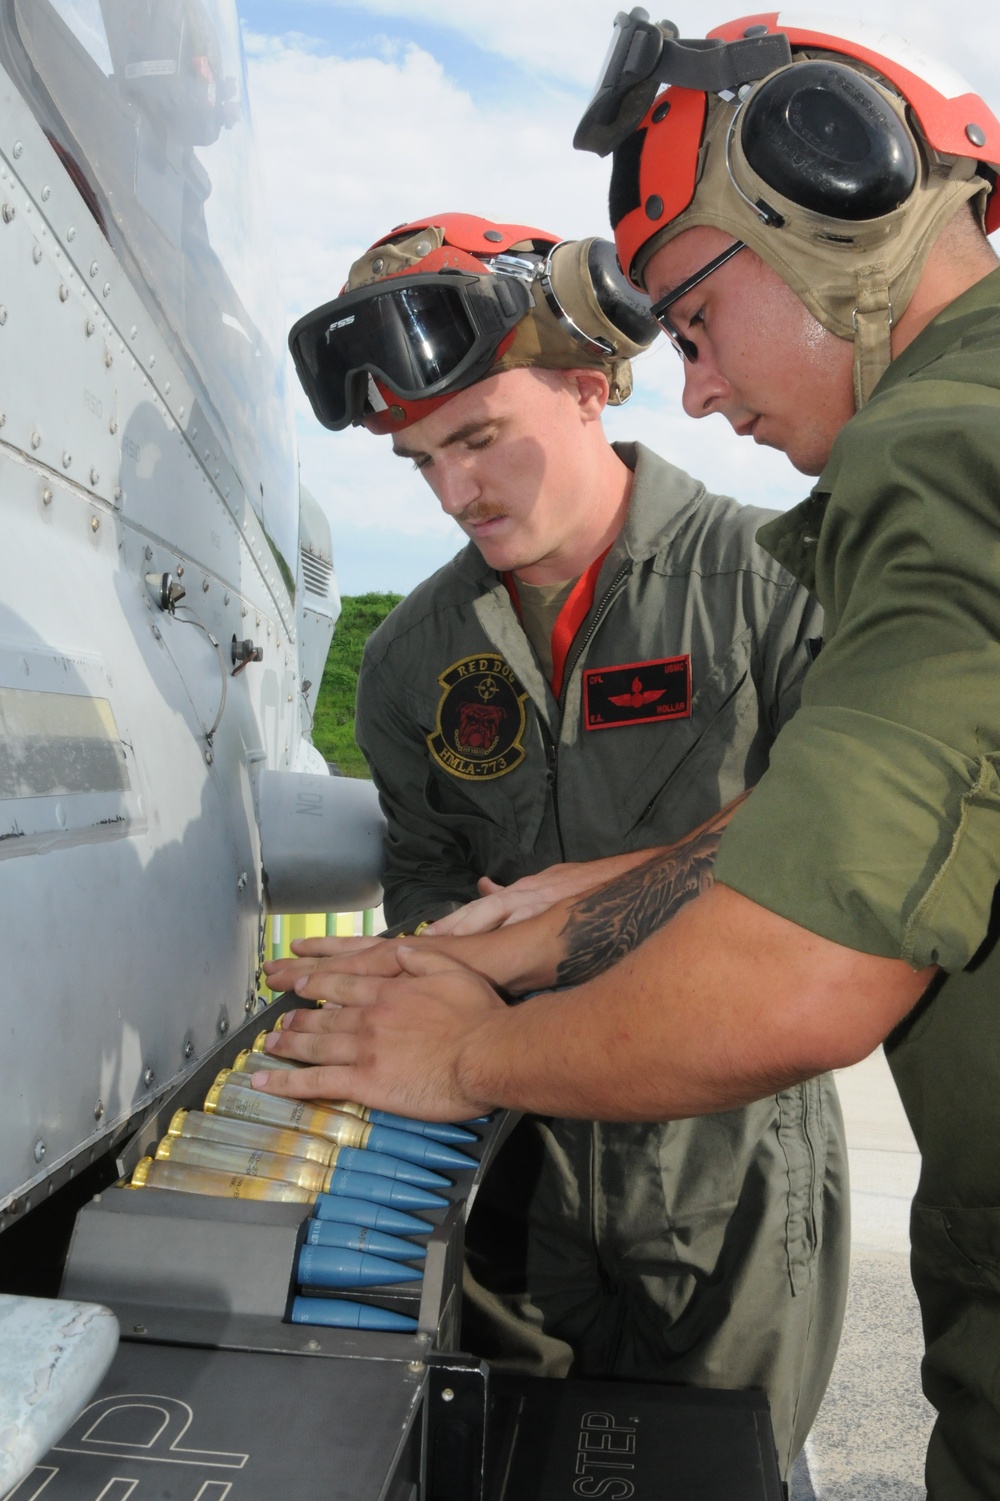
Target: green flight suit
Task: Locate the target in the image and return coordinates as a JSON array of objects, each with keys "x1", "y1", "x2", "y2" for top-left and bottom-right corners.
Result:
[
  {"x1": 716, "y1": 269, "x2": 1000, "y2": 1499},
  {"x1": 357, "y1": 442, "x2": 849, "y2": 1474}
]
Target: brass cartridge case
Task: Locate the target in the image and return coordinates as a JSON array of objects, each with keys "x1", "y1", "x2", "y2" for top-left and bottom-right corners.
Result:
[
  {"x1": 128, "y1": 1154, "x2": 313, "y2": 1202},
  {"x1": 204, "y1": 1071, "x2": 372, "y2": 1149},
  {"x1": 167, "y1": 1108, "x2": 337, "y2": 1166},
  {"x1": 232, "y1": 1047, "x2": 301, "y2": 1074},
  {"x1": 156, "y1": 1135, "x2": 332, "y2": 1195}
]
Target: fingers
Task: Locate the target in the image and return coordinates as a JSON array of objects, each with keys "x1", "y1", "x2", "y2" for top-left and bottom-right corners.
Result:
[
  {"x1": 415, "y1": 909, "x2": 461, "y2": 936},
  {"x1": 262, "y1": 955, "x2": 322, "y2": 987},
  {"x1": 267, "y1": 1006, "x2": 336, "y2": 1035},
  {"x1": 289, "y1": 969, "x2": 390, "y2": 1008},
  {"x1": 290, "y1": 936, "x2": 382, "y2": 957},
  {"x1": 265, "y1": 945, "x2": 406, "y2": 990},
  {"x1": 424, "y1": 895, "x2": 510, "y2": 937},
  {"x1": 251, "y1": 1060, "x2": 361, "y2": 1100},
  {"x1": 498, "y1": 899, "x2": 549, "y2": 928},
  {"x1": 394, "y1": 945, "x2": 479, "y2": 978},
  {"x1": 263, "y1": 1013, "x2": 362, "y2": 1068}
]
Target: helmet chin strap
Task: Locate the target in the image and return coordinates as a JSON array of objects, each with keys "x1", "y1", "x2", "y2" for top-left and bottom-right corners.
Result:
[{"x1": 852, "y1": 267, "x2": 894, "y2": 408}]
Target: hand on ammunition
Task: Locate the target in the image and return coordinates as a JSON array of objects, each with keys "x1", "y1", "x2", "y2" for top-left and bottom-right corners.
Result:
[
  {"x1": 264, "y1": 935, "x2": 400, "y2": 993},
  {"x1": 250, "y1": 949, "x2": 508, "y2": 1120},
  {"x1": 264, "y1": 925, "x2": 561, "y2": 1000}
]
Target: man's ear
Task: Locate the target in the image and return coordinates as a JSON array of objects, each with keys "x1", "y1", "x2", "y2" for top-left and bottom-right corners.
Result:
[{"x1": 566, "y1": 366, "x2": 611, "y2": 419}]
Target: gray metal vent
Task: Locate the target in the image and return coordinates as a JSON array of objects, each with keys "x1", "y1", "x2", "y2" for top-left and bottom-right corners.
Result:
[{"x1": 300, "y1": 547, "x2": 332, "y2": 598}]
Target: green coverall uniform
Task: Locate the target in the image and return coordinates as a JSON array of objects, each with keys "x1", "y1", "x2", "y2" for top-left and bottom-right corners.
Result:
[
  {"x1": 716, "y1": 270, "x2": 1000, "y2": 1499},
  {"x1": 357, "y1": 442, "x2": 850, "y2": 1474}
]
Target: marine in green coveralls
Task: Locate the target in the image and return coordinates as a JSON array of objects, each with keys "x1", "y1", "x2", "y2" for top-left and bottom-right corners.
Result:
[
  {"x1": 279, "y1": 213, "x2": 848, "y2": 1473},
  {"x1": 263, "y1": 16, "x2": 1000, "y2": 1498}
]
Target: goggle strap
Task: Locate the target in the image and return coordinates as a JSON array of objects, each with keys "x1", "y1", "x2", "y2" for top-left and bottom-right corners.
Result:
[{"x1": 651, "y1": 33, "x2": 792, "y2": 97}]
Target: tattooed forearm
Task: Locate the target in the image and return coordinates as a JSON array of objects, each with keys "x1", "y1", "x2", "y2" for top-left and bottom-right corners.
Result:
[{"x1": 555, "y1": 795, "x2": 747, "y2": 988}]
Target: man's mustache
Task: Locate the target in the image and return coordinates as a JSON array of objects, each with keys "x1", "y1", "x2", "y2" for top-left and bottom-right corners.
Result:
[{"x1": 459, "y1": 503, "x2": 509, "y2": 525}]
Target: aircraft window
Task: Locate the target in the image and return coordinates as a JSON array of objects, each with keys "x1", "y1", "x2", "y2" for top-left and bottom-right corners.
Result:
[
  {"x1": 12, "y1": 0, "x2": 298, "y2": 587},
  {"x1": 48, "y1": 0, "x2": 112, "y2": 75}
]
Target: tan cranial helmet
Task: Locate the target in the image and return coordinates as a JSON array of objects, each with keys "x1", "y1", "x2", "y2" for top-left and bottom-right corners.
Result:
[
  {"x1": 582, "y1": 13, "x2": 1000, "y2": 407},
  {"x1": 289, "y1": 213, "x2": 658, "y2": 432}
]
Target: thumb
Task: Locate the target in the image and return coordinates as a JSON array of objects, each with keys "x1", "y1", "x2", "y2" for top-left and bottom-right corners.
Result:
[
  {"x1": 396, "y1": 944, "x2": 474, "y2": 979},
  {"x1": 477, "y1": 876, "x2": 506, "y2": 896}
]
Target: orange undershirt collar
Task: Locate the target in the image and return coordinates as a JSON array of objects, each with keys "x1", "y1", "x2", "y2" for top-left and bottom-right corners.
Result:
[{"x1": 503, "y1": 545, "x2": 611, "y2": 698}]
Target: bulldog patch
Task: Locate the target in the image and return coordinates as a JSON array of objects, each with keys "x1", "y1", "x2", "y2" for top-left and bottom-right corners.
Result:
[
  {"x1": 583, "y1": 655, "x2": 691, "y2": 730},
  {"x1": 427, "y1": 653, "x2": 528, "y2": 780}
]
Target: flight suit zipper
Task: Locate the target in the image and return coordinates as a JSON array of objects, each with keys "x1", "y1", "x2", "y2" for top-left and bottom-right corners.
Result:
[
  {"x1": 557, "y1": 564, "x2": 632, "y2": 713},
  {"x1": 543, "y1": 733, "x2": 566, "y2": 862}
]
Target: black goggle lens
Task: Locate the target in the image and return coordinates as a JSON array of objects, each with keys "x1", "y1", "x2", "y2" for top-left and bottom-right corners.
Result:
[
  {"x1": 294, "y1": 285, "x2": 481, "y2": 427},
  {"x1": 290, "y1": 274, "x2": 532, "y2": 430}
]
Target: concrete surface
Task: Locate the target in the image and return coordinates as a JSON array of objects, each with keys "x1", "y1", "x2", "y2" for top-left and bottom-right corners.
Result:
[{"x1": 791, "y1": 1049, "x2": 934, "y2": 1500}]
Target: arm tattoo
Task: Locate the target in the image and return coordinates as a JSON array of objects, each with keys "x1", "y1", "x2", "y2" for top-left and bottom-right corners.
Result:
[{"x1": 555, "y1": 799, "x2": 744, "y2": 988}]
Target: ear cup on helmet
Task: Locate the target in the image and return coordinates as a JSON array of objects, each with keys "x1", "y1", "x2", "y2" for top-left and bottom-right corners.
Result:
[
  {"x1": 586, "y1": 238, "x2": 658, "y2": 346},
  {"x1": 741, "y1": 61, "x2": 918, "y2": 220},
  {"x1": 543, "y1": 237, "x2": 657, "y2": 358}
]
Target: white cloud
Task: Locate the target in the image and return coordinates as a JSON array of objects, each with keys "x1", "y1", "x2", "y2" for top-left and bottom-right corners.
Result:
[
  {"x1": 245, "y1": 29, "x2": 618, "y2": 589},
  {"x1": 245, "y1": 30, "x2": 611, "y2": 323},
  {"x1": 275, "y1": 0, "x2": 633, "y2": 87},
  {"x1": 278, "y1": 0, "x2": 1000, "y2": 99}
]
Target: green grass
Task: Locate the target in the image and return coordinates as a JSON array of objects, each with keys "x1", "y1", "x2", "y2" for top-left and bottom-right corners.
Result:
[{"x1": 311, "y1": 592, "x2": 403, "y2": 777}]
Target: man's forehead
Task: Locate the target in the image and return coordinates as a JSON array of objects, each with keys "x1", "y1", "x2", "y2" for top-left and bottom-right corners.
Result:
[
  {"x1": 390, "y1": 368, "x2": 538, "y2": 454},
  {"x1": 645, "y1": 227, "x2": 742, "y2": 301}
]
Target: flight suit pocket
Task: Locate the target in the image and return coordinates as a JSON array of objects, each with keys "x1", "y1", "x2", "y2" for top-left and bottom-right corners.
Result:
[
  {"x1": 913, "y1": 1202, "x2": 1000, "y2": 1298},
  {"x1": 424, "y1": 773, "x2": 534, "y2": 881},
  {"x1": 620, "y1": 671, "x2": 757, "y2": 848},
  {"x1": 910, "y1": 1201, "x2": 1000, "y2": 1447}
]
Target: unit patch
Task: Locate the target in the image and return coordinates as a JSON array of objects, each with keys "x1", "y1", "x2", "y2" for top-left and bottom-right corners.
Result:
[
  {"x1": 583, "y1": 655, "x2": 691, "y2": 730},
  {"x1": 427, "y1": 653, "x2": 529, "y2": 780}
]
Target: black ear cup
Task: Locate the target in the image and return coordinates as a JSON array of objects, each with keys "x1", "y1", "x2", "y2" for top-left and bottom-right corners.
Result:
[
  {"x1": 741, "y1": 61, "x2": 918, "y2": 220},
  {"x1": 587, "y1": 237, "x2": 658, "y2": 345}
]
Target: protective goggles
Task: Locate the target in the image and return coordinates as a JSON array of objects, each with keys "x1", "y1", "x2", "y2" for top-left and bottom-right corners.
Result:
[
  {"x1": 289, "y1": 270, "x2": 533, "y2": 431},
  {"x1": 574, "y1": 7, "x2": 790, "y2": 158}
]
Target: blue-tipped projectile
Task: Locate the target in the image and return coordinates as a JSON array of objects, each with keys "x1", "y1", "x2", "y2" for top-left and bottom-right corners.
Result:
[
  {"x1": 305, "y1": 1217, "x2": 425, "y2": 1261},
  {"x1": 367, "y1": 1109, "x2": 478, "y2": 1145},
  {"x1": 367, "y1": 1124, "x2": 477, "y2": 1173},
  {"x1": 324, "y1": 1165, "x2": 446, "y2": 1212},
  {"x1": 333, "y1": 1143, "x2": 448, "y2": 1190},
  {"x1": 290, "y1": 1296, "x2": 417, "y2": 1333},
  {"x1": 313, "y1": 1193, "x2": 429, "y2": 1237},
  {"x1": 297, "y1": 1243, "x2": 422, "y2": 1289}
]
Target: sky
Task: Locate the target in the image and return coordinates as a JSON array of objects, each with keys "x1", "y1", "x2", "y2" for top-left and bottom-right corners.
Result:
[{"x1": 233, "y1": 1, "x2": 1000, "y2": 595}]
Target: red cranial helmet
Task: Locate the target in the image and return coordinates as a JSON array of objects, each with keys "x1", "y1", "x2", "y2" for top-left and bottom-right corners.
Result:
[
  {"x1": 289, "y1": 212, "x2": 658, "y2": 432},
  {"x1": 577, "y1": 12, "x2": 1000, "y2": 404}
]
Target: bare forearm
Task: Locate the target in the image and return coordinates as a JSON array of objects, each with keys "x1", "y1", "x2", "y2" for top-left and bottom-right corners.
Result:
[
  {"x1": 554, "y1": 799, "x2": 738, "y2": 987},
  {"x1": 476, "y1": 796, "x2": 745, "y2": 994},
  {"x1": 455, "y1": 883, "x2": 933, "y2": 1120}
]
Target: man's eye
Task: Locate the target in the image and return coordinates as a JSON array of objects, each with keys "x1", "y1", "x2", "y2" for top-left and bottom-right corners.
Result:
[
  {"x1": 412, "y1": 456, "x2": 431, "y2": 471},
  {"x1": 468, "y1": 433, "x2": 495, "y2": 452},
  {"x1": 684, "y1": 305, "x2": 706, "y2": 331}
]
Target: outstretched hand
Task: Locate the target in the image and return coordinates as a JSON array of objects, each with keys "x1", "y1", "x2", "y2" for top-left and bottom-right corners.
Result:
[
  {"x1": 423, "y1": 853, "x2": 660, "y2": 937},
  {"x1": 252, "y1": 947, "x2": 508, "y2": 1120},
  {"x1": 264, "y1": 934, "x2": 406, "y2": 995},
  {"x1": 263, "y1": 909, "x2": 565, "y2": 1000}
]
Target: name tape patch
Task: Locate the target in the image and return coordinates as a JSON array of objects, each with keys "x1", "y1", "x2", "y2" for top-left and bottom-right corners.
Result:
[
  {"x1": 583, "y1": 654, "x2": 691, "y2": 731},
  {"x1": 427, "y1": 653, "x2": 529, "y2": 780}
]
